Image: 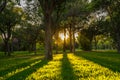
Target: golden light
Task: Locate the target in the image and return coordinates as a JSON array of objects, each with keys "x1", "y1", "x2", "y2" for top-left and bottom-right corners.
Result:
[
  {"x1": 75, "y1": 33, "x2": 79, "y2": 39},
  {"x1": 59, "y1": 33, "x2": 69, "y2": 41}
]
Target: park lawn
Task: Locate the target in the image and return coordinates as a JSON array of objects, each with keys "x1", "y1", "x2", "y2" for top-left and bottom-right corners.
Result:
[{"x1": 0, "y1": 51, "x2": 120, "y2": 80}]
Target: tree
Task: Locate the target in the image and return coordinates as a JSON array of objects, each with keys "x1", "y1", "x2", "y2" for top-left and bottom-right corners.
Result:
[
  {"x1": 0, "y1": 0, "x2": 7, "y2": 13},
  {"x1": 63, "y1": 25, "x2": 67, "y2": 53},
  {"x1": 21, "y1": 0, "x2": 43, "y2": 54},
  {"x1": 13, "y1": 24, "x2": 44, "y2": 54},
  {"x1": 0, "y1": 1, "x2": 22, "y2": 56},
  {"x1": 64, "y1": 0, "x2": 90, "y2": 53},
  {"x1": 77, "y1": 11, "x2": 106, "y2": 51},
  {"x1": 89, "y1": 0, "x2": 120, "y2": 53},
  {"x1": 38, "y1": 0, "x2": 71, "y2": 60}
]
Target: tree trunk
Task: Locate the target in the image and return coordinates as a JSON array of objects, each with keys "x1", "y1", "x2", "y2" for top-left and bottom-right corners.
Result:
[
  {"x1": 72, "y1": 28, "x2": 75, "y2": 54},
  {"x1": 4, "y1": 40, "x2": 11, "y2": 56},
  {"x1": 28, "y1": 43, "x2": 32, "y2": 53},
  {"x1": 69, "y1": 24, "x2": 73, "y2": 52},
  {"x1": 7, "y1": 42, "x2": 11, "y2": 56},
  {"x1": 11, "y1": 41, "x2": 14, "y2": 53},
  {"x1": 34, "y1": 42, "x2": 37, "y2": 55},
  {"x1": 0, "y1": 0, "x2": 7, "y2": 13},
  {"x1": 55, "y1": 32, "x2": 59, "y2": 54},
  {"x1": 44, "y1": 14, "x2": 53, "y2": 60},
  {"x1": 116, "y1": 33, "x2": 120, "y2": 53},
  {"x1": 55, "y1": 43, "x2": 58, "y2": 54},
  {"x1": 94, "y1": 36, "x2": 97, "y2": 50},
  {"x1": 4, "y1": 41, "x2": 7, "y2": 56},
  {"x1": 63, "y1": 27, "x2": 66, "y2": 53}
]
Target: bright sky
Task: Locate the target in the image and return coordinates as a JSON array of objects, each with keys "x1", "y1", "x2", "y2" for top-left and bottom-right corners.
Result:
[
  {"x1": 20, "y1": 0, "x2": 26, "y2": 7},
  {"x1": 59, "y1": 33, "x2": 69, "y2": 41},
  {"x1": 88, "y1": 0, "x2": 91, "y2": 3},
  {"x1": 59, "y1": 33, "x2": 78, "y2": 41}
]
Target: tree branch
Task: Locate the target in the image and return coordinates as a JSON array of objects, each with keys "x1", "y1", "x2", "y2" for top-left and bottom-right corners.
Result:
[{"x1": 0, "y1": 0, "x2": 7, "y2": 13}]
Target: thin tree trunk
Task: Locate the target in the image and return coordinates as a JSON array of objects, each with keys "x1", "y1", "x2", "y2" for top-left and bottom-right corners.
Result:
[
  {"x1": 0, "y1": 0, "x2": 7, "y2": 13},
  {"x1": 55, "y1": 43, "x2": 58, "y2": 54},
  {"x1": 63, "y1": 27, "x2": 66, "y2": 53},
  {"x1": 28, "y1": 43, "x2": 32, "y2": 53},
  {"x1": 7, "y1": 42, "x2": 11, "y2": 56},
  {"x1": 4, "y1": 40, "x2": 11, "y2": 56},
  {"x1": 55, "y1": 32, "x2": 58, "y2": 54},
  {"x1": 69, "y1": 24, "x2": 72, "y2": 52},
  {"x1": 72, "y1": 28, "x2": 75, "y2": 54},
  {"x1": 116, "y1": 33, "x2": 120, "y2": 53},
  {"x1": 94, "y1": 36, "x2": 97, "y2": 50},
  {"x1": 4, "y1": 41, "x2": 7, "y2": 56},
  {"x1": 11, "y1": 41, "x2": 14, "y2": 53},
  {"x1": 34, "y1": 42, "x2": 37, "y2": 55}
]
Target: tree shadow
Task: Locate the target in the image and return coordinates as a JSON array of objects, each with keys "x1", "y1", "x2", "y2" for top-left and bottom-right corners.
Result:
[
  {"x1": 61, "y1": 53, "x2": 77, "y2": 80},
  {"x1": 6, "y1": 59, "x2": 49, "y2": 80},
  {"x1": 75, "y1": 51, "x2": 120, "y2": 73},
  {"x1": 0, "y1": 58, "x2": 42, "y2": 77}
]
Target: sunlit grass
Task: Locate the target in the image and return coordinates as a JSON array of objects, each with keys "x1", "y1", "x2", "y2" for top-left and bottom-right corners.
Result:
[
  {"x1": 26, "y1": 54, "x2": 63, "y2": 80},
  {"x1": 0, "y1": 55, "x2": 43, "y2": 80},
  {"x1": 76, "y1": 51, "x2": 120, "y2": 72},
  {"x1": 68, "y1": 53, "x2": 120, "y2": 80},
  {"x1": 0, "y1": 51, "x2": 120, "y2": 80},
  {"x1": 2, "y1": 60, "x2": 41, "y2": 80}
]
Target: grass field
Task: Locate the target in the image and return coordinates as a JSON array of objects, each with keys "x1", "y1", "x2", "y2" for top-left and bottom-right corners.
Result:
[{"x1": 0, "y1": 51, "x2": 120, "y2": 80}]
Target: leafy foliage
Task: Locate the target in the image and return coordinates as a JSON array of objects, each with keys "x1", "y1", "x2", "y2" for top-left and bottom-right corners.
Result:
[
  {"x1": 0, "y1": 1, "x2": 23, "y2": 56},
  {"x1": 78, "y1": 33, "x2": 92, "y2": 51}
]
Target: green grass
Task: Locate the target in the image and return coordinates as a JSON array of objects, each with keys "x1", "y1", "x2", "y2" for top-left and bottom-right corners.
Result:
[
  {"x1": 0, "y1": 51, "x2": 120, "y2": 80},
  {"x1": 69, "y1": 53, "x2": 120, "y2": 80},
  {"x1": 76, "y1": 51, "x2": 120, "y2": 72},
  {"x1": 0, "y1": 50, "x2": 44, "y2": 57}
]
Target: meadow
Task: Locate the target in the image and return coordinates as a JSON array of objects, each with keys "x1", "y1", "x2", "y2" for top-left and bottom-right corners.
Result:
[{"x1": 0, "y1": 51, "x2": 120, "y2": 80}]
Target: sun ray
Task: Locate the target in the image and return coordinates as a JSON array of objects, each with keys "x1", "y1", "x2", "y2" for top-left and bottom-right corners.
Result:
[{"x1": 59, "y1": 33, "x2": 69, "y2": 41}]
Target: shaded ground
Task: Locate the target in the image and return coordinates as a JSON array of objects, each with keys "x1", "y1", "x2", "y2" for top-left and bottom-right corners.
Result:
[{"x1": 0, "y1": 51, "x2": 120, "y2": 80}]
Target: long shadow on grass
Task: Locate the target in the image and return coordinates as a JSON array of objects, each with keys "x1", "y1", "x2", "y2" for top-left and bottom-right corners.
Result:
[
  {"x1": 0, "y1": 57, "x2": 42, "y2": 77},
  {"x1": 61, "y1": 53, "x2": 77, "y2": 80},
  {"x1": 6, "y1": 59, "x2": 49, "y2": 80},
  {"x1": 75, "y1": 51, "x2": 120, "y2": 73}
]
